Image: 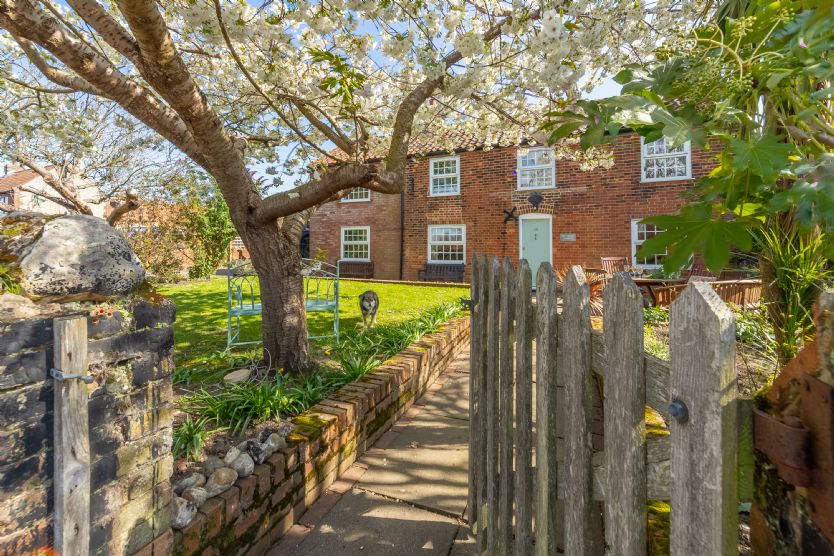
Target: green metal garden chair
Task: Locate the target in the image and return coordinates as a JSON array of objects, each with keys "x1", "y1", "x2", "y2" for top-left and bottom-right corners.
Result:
[{"x1": 226, "y1": 259, "x2": 340, "y2": 349}]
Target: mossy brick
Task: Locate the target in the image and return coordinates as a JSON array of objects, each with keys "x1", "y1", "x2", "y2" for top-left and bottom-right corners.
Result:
[
  {"x1": 91, "y1": 451, "x2": 118, "y2": 490},
  {"x1": 88, "y1": 311, "x2": 127, "y2": 340},
  {"x1": 310, "y1": 402, "x2": 348, "y2": 428},
  {"x1": 340, "y1": 384, "x2": 376, "y2": 408},
  {"x1": 201, "y1": 547, "x2": 218, "y2": 556},
  {"x1": 233, "y1": 501, "x2": 267, "y2": 538},
  {"x1": 0, "y1": 349, "x2": 49, "y2": 389},
  {"x1": 115, "y1": 491, "x2": 155, "y2": 535},
  {"x1": 237, "y1": 475, "x2": 257, "y2": 509},
  {"x1": 131, "y1": 354, "x2": 169, "y2": 386},
  {"x1": 266, "y1": 453, "x2": 286, "y2": 483},
  {"x1": 90, "y1": 419, "x2": 125, "y2": 456},
  {"x1": 264, "y1": 506, "x2": 295, "y2": 546},
  {"x1": 252, "y1": 464, "x2": 272, "y2": 501},
  {"x1": 116, "y1": 436, "x2": 170, "y2": 477},
  {"x1": 219, "y1": 486, "x2": 241, "y2": 525},
  {"x1": 91, "y1": 480, "x2": 126, "y2": 523},
  {"x1": 130, "y1": 298, "x2": 176, "y2": 330},
  {"x1": 269, "y1": 475, "x2": 296, "y2": 508},
  {"x1": 330, "y1": 391, "x2": 368, "y2": 419},
  {"x1": 0, "y1": 484, "x2": 50, "y2": 537},
  {"x1": 153, "y1": 497, "x2": 175, "y2": 534},
  {"x1": 0, "y1": 516, "x2": 51, "y2": 555},
  {"x1": 152, "y1": 528, "x2": 174, "y2": 556},
  {"x1": 124, "y1": 517, "x2": 155, "y2": 554},
  {"x1": 0, "y1": 381, "x2": 52, "y2": 428},
  {"x1": 180, "y1": 511, "x2": 206, "y2": 556},
  {"x1": 0, "y1": 448, "x2": 52, "y2": 493},
  {"x1": 0, "y1": 317, "x2": 52, "y2": 355},
  {"x1": 201, "y1": 498, "x2": 225, "y2": 539},
  {"x1": 0, "y1": 416, "x2": 51, "y2": 466},
  {"x1": 87, "y1": 326, "x2": 174, "y2": 365},
  {"x1": 280, "y1": 445, "x2": 298, "y2": 471},
  {"x1": 125, "y1": 404, "x2": 174, "y2": 441}
]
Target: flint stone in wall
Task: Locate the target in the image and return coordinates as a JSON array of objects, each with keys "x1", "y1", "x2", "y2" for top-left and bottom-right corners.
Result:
[{"x1": 15, "y1": 215, "x2": 144, "y2": 300}]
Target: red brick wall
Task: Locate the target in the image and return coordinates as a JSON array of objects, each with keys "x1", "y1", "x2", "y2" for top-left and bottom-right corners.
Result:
[
  {"x1": 309, "y1": 132, "x2": 718, "y2": 282},
  {"x1": 308, "y1": 190, "x2": 402, "y2": 280}
]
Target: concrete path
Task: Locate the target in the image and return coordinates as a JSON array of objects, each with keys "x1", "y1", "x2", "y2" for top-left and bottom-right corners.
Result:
[{"x1": 268, "y1": 349, "x2": 476, "y2": 556}]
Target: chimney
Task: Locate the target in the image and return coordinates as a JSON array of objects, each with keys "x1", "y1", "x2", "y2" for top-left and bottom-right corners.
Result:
[{"x1": 3, "y1": 162, "x2": 23, "y2": 176}]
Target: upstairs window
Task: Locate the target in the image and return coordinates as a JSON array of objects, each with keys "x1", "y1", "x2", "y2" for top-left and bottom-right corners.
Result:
[
  {"x1": 428, "y1": 225, "x2": 466, "y2": 263},
  {"x1": 641, "y1": 137, "x2": 691, "y2": 181},
  {"x1": 341, "y1": 188, "x2": 371, "y2": 202},
  {"x1": 341, "y1": 226, "x2": 370, "y2": 261},
  {"x1": 517, "y1": 147, "x2": 555, "y2": 189},
  {"x1": 429, "y1": 156, "x2": 460, "y2": 196},
  {"x1": 631, "y1": 220, "x2": 666, "y2": 269},
  {"x1": 0, "y1": 191, "x2": 10, "y2": 205}
]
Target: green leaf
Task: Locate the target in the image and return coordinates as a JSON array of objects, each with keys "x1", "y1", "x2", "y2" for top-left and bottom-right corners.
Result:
[{"x1": 731, "y1": 136, "x2": 794, "y2": 182}]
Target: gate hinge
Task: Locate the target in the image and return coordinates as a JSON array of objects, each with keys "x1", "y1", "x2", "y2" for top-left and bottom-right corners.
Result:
[{"x1": 50, "y1": 367, "x2": 94, "y2": 384}]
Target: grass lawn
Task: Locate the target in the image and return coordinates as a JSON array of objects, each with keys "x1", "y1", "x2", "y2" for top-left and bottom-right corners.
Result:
[{"x1": 159, "y1": 277, "x2": 468, "y2": 375}]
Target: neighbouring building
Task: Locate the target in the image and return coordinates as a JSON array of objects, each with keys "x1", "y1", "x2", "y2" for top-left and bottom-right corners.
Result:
[
  {"x1": 0, "y1": 162, "x2": 108, "y2": 217},
  {"x1": 309, "y1": 130, "x2": 716, "y2": 282}
]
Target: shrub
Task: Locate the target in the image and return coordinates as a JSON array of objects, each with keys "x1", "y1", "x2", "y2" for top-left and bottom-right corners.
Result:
[
  {"x1": 643, "y1": 306, "x2": 669, "y2": 327},
  {"x1": 172, "y1": 415, "x2": 210, "y2": 461}
]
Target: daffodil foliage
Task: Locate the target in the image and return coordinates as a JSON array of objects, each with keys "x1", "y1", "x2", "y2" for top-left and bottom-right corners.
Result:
[{"x1": 546, "y1": 0, "x2": 834, "y2": 273}]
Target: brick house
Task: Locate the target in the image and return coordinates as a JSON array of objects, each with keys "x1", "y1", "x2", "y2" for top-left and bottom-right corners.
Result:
[{"x1": 309, "y1": 131, "x2": 715, "y2": 282}]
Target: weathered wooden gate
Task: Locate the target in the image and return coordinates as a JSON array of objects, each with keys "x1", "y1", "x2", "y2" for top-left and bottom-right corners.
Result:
[{"x1": 468, "y1": 255, "x2": 740, "y2": 555}]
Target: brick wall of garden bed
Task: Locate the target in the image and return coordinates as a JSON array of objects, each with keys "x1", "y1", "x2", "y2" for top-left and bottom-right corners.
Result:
[
  {"x1": 140, "y1": 314, "x2": 470, "y2": 556},
  {"x1": 0, "y1": 298, "x2": 176, "y2": 556}
]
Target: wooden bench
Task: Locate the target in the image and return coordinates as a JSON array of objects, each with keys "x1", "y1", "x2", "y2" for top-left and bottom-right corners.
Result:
[
  {"x1": 417, "y1": 263, "x2": 465, "y2": 283},
  {"x1": 651, "y1": 279, "x2": 762, "y2": 309},
  {"x1": 339, "y1": 260, "x2": 374, "y2": 279}
]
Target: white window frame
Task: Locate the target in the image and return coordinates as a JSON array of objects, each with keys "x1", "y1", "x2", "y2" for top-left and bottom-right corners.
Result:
[
  {"x1": 631, "y1": 219, "x2": 667, "y2": 269},
  {"x1": 640, "y1": 137, "x2": 692, "y2": 182},
  {"x1": 0, "y1": 191, "x2": 10, "y2": 205},
  {"x1": 340, "y1": 187, "x2": 371, "y2": 203},
  {"x1": 429, "y1": 156, "x2": 461, "y2": 197},
  {"x1": 340, "y1": 226, "x2": 371, "y2": 262},
  {"x1": 427, "y1": 224, "x2": 466, "y2": 264},
  {"x1": 231, "y1": 236, "x2": 245, "y2": 249},
  {"x1": 517, "y1": 147, "x2": 556, "y2": 190}
]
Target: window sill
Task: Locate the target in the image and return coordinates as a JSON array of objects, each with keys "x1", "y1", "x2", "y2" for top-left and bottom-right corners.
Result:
[
  {"x1": 427, "y1": 261, "x2": 466, "y2": 265},
  {"x1": 639, "y1": 177, "x2": 693, "y2": 184},
  {"x1": 428, "y1": 192, "x2": 461, "y2": 197},
  {"x1": 340, "y1": 199, "x2": 371, "y2": 203},
  {"x1": 340, "y1": 258, "x2": 372, "y2": 263},
  {"x1": 516, "y1": 185, "x2": 556, "y2": 191}
]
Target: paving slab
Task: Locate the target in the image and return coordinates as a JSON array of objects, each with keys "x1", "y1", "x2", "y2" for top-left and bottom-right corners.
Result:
[
  {"x1": 357, "y1": 411, "x2": 469, "y2": 516},
  {"x1": 416, "y1": 373, "x2": 469, "y2": 422},
  {"x1": 449, "y1": 524, "x2": 477, "y2": 556},
  {"x1": 294, "y1": 489, "x2": 459, "y2": 556}
]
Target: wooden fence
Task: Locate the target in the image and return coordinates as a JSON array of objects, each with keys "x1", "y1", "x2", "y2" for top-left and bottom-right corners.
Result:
[
  {"x1": 652, "y1": 279, "x2": 762, "y2": 309},
  {"x1": 468, "y1": 255, "x2": 739, "y2": 555}
]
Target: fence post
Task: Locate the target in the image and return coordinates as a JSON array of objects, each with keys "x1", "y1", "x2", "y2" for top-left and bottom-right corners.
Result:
[
  {"x1": 498, "y1": 258, "x2": 516, "y2": 555},
  {"x1": 514, "y1": 260, "x2": 534, "y2": 555},
  {"x1": 486, "y1": 257, "x2": 501, "y2": 554},
  {"x1": 670, "y1": 282, "x2": 737, "y2": 555},
  {"x1": 469, "y1": 254, "x2": 480, "y2": 529},
  {"x1": 603, "y1": 274, "x2": 647, "y2": 556},
  {"x1": 53, "y1": 315, "x2": 91, "y2": 556},
  {"x1": 476, "y1": 255, "x2": 490, "y2": 555},
  {"x1": 535, "y1": 263, "x2": 559, "y2": 556},
  {"x1": 561, "y1": 266, "x2": 595, "y2": 556}
]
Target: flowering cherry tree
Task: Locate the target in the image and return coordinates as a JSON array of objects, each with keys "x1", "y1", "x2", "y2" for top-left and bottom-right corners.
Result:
[{"x1": 0, "y1": 0, "x2": 706, "y2": 372}]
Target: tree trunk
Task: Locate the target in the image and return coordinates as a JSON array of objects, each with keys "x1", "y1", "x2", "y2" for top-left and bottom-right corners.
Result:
[{"x1": 244, "y1": 225, "x2": 309, "y2": 373}]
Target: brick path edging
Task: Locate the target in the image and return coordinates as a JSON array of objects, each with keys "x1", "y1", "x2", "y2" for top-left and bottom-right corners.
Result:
[{"x1": 135, "y1": 315, "x2": 471, "y2": 556}]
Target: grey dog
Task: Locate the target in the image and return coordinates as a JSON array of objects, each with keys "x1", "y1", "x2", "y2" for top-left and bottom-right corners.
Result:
[{"x1": 359, "y1": 290, "x2": 379, "y2": 328}]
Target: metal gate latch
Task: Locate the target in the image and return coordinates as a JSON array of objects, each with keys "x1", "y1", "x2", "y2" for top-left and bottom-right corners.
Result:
[{"x1": 50, "y1": 367, "x2": 94, "y2": 384}]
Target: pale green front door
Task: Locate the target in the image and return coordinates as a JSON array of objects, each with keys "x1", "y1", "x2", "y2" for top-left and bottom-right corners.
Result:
[{"x1": 520, "y1": 217, "x2": 551, "y2": 286}]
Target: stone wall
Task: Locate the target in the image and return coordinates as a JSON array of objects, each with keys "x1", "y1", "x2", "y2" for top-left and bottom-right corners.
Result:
[
  {"x1": 0, "y1": 297, "x2": 176, "y2": 555},
  {"x1": 136, "y1": 315, "x2": 470, "y2": 556}
]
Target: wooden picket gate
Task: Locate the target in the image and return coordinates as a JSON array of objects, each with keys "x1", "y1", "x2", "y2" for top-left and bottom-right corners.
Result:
[{"x1": 468, "y1": 255, "x2": 739, "y2": 555}]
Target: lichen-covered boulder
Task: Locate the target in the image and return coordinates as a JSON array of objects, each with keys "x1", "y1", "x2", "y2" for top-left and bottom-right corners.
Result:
[{"x1": 14, "y1": 214, "x2": 144, "y2": 300}]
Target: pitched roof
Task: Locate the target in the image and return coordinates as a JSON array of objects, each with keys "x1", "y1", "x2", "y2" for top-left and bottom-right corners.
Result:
[
  {"x1": 322, "y1": 127, "x2": 530, "y2": 164},
  {"x1": 0, "y1": 169, "x2": 40, "y2": 192}
]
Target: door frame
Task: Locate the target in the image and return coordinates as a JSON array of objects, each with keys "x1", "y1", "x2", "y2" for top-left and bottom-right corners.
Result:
[{"x1": 518, "y1": 213, "x2": 553, "y2": 268}]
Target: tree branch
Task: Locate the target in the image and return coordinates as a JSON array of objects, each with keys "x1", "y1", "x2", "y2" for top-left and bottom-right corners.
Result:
[
  {"x1": 254, "y1": 163, "x2": 378, "y2": 222},
  {"x1": 107, "y1": 187, "x2": 140, "y2": 225},
  {"x1": 14, "y1": 36, "x2": 101, "y2": 94},
  {"x1": 65, "y1": 0, "x2": 143, "y2": 66},
  {"x1": 13, "y1": 152, "x2": 95, "y2": 214},
  {"x1": 0, "y1": 0, "x2": 211, "y2": 170}
]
